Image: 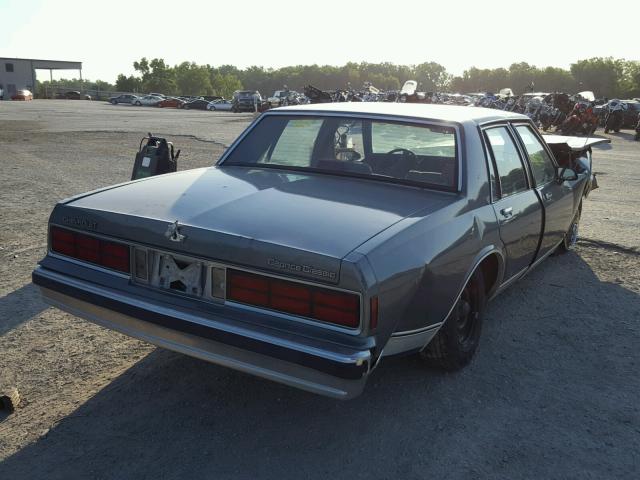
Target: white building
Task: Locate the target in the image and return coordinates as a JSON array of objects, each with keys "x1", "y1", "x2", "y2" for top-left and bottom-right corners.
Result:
[{"x1": 0, "y1": 57, "x2": 82, "y2": 99}]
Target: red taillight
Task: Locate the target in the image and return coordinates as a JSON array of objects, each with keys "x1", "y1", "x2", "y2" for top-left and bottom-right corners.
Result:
[
  {"x1": 227, "y1": 269, "x2": 360, "y2": 328},
  {"x1": 50, "y1": 226, "x2": 130, "y2": 273},
  {"x1": 100, "y1": 241, "x2": 130, "y2": 272}
]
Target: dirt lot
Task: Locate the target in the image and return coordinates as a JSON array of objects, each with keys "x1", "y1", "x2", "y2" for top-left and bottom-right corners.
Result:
[{"x1": 0, "y1": 100, "x2": 639, "y2": 479}]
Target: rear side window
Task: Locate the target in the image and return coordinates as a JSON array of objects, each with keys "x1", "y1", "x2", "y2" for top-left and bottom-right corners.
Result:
[
  {"x1": 515, "y1": 125, "x2": 556, "y2": 186},
  {"x1": 371, "y1": 122, "x2": 455, "y2": 157},
  {"x1": 484, "y1": 127, "x2": 528, "y2": 197}
]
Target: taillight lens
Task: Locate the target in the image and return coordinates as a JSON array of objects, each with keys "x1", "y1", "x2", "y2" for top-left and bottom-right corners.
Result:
[
  {"x1": 227, "y1": 269, "x2": 360, "y2": 328},
  {"x1": 50, "y1": 226, "x2": 130, "y2": 274}
]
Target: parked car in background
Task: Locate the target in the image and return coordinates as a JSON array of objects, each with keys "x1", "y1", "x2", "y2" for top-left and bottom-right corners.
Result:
[
  {"x1": 157, "y1": 97, "x2": 185, "y2": 108},
  {"x1": 182, "y1": 98, "x2": 210, "y2": 110},
  {"x1": 267, "y1": 90, "x2": 288, "y2": 107},
  {"x1": 148, "y1": 92, "x2": 165, "y2": 98},
  {"x1": 232, "y1": 90, "x2": 262, "y2": 112},
  {"x1": 133, "y1": 95, "x2": 163, "y2": 106},
  {"x1": 202, "y1": 95, "x2": 222, "y2": 102},
  {"x1": 109, "y1": 94, "x2": 138, "y2": 105},
  {"x1": 622, "y1": 100, "x2": 640, "y2": 128},
  {"x1": 178, "y1": 96, "x2": 204, "y2": 102},
  {"x1": 33, "y1": 103, "x2": 608, "y2": 399},
  {"x1": 11, "y1": 89, "x2": 33, "y2": 101},
  {"x1": 59, "y1": 91, "x2": 91, "y2": 100},
  {"x1": 206, "y1": 99, "x2": 233, "y2": 111}
]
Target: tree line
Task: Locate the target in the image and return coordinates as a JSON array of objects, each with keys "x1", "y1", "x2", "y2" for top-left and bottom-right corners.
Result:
[{"x1": 39, "y1": 57, "x2": 640, "y2": 99}]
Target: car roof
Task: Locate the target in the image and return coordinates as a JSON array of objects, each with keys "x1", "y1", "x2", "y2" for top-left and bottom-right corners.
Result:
[{"x1": 273, "y1": 102, "x2": 529, "y2": 125}]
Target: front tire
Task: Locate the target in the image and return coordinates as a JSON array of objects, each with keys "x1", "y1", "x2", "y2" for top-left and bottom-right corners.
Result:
[
  {"x1": 420, "y1": 269, "x2": 486, "y2": 371},
  {"x1": 557, "y1": 206, "x2": 581, "y2": 253}
]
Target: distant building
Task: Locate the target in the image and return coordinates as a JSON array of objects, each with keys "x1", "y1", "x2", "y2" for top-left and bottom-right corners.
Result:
[{"x1": 0, "y1": 57, "x2": 82, "y2": 98}]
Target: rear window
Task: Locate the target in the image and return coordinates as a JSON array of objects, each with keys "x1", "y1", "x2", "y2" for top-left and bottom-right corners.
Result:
[{"x1": 222, "y1": 115, "x2": 458, "y2": 190}]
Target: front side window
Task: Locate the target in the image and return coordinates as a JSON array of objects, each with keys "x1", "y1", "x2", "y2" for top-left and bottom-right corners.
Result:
[
  {"x1": 484, "y1": 127, "x2": 528, "y2": 197},
  {"x1": 515, "y1": 125, "x2": 556, "y2": 186},
  {"x1": 222, "y1": 115, "x2": 458, "y2": 190}
]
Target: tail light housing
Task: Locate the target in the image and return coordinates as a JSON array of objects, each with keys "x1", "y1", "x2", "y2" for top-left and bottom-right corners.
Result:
[
  {"x1": 227, "y1": 269, "x2": 360, "y2": 328},
  {"x1": 50, "y1": 226, "x2": 130, "y2": 274}
]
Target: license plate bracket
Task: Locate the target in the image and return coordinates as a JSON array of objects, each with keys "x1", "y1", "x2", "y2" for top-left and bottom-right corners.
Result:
[{"x1": 156, "y1": 253, "x2": 204, "y2": 297}]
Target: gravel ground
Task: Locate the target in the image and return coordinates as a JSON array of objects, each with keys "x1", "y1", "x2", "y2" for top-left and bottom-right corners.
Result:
[{"x1": 0, "y1": 101, "x2": 639, "y2": 479}]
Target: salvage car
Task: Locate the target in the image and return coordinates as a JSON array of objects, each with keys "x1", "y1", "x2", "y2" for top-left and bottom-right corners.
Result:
[
  {"x1": 232, "y1": 90, "x2": 262, "y2": 112},
  {"x1": 32, "y1": 103, "x2": 607, "y2": 399},
  {"x1": 133, "y1": 95, "x2": 163, "y2": 106},
  {"x1": 206, "y1": 99, "x2": 233, "y2": 111},
  {"x1": 58, "y1": 90, "x2": 91, "y2": 100},
  {"x1": 109, "y1": 94, "x2": 139, "y2": 105},
  {"x1": 11, "y1": 89, "x2": 33, "y2": 101},
  {"x1": 182, "y1": 98, "x2": 211, "y2": 110},
  {"x1": 157, "y1": 97, "x2": 185, "y2": 108}
]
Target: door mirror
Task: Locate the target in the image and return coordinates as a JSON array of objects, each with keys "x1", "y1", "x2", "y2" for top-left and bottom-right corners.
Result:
[{"x1": 557, "y1": 167, "x2": 578, "y2": 182}]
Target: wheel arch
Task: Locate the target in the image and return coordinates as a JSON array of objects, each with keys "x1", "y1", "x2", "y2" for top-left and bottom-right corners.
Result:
[
  {"x1": 381, "y1": 247, "x2": 505, "y2": 358},
  {"x1": 476, "y1": 250, "x2": 504, "y2": 299}
]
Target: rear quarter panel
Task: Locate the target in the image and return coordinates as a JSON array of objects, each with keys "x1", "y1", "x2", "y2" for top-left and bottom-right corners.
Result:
[{"x1": 355, "y1": 122, "x2": 505, "y2": 348}]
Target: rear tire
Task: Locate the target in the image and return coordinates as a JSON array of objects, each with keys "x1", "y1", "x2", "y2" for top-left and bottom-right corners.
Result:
[{"x1": 420, "y1": 269, "x2": 486, "y2": 371}]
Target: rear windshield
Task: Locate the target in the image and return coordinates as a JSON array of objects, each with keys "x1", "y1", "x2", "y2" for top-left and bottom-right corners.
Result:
[{"x1": 222, "y1": 115, "x2": 458, "y2": 190}]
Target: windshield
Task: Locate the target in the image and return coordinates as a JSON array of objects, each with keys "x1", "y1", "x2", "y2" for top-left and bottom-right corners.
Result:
[{"x1": 222, "y1": 115, "x2": 458, "y2": 190}]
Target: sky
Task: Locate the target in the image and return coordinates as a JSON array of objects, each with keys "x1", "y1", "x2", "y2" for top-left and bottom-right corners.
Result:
[{"x1": 1, "y1": 0, "x2": 639, "y2": 83}]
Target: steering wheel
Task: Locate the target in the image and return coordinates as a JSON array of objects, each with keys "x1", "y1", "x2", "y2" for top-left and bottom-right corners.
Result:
[
  {"x1": 387, "y1": 148, "x2": 416, "y2": 158},
  {"x1": 386, "y1": 148, "x2": 417, "y2": 177}
]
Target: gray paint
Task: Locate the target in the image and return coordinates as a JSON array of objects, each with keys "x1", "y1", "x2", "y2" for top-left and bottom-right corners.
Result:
[{"x1": 35, "y1": 104, "x2": 596, "y2": 397}]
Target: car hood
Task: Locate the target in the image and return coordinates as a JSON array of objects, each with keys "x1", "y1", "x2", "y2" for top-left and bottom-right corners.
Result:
[{"x1": 52, "y1": 166, "x2": 455, "y2": 283}]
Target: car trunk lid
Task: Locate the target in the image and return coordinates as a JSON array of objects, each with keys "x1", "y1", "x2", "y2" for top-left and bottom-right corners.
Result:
[{"x1": 51, "y1": 166, "x2": 456, "y2": 283}]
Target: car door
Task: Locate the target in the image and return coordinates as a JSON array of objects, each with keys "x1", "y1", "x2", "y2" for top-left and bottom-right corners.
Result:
[
  {"x1": 484, "y1": 126, "x2": 543, "y2": 281},
  {"x1": 513, "y1": 124, "x2": 575, "y2": 259}
]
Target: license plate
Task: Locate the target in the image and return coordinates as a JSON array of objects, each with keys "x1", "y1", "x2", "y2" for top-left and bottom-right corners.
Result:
[{"x1": 156, "y1": 253, "x2": 204, "y2": 297}]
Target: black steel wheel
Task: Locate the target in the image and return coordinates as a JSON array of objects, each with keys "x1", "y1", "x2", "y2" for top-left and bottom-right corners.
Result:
[{"x1": 420, "y1": 269, "x2": 486, "y2": 371}]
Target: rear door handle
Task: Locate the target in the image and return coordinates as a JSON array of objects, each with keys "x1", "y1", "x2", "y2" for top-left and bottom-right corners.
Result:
[
  {"x1": 543, "y1": 191, "x2": 553, "y2": 201},
  {"x1": 500, "y1": 207, "x2": 513, "y2": 218}
]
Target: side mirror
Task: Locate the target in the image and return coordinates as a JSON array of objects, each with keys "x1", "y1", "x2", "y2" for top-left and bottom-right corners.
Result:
[{"x1": 557, "y1": 167, "x2": 578, "y2": 182}]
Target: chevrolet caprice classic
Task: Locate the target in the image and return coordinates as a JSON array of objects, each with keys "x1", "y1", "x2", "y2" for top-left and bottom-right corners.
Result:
[{"x1": 33, "y1": 103, "x2": 608, "y2": 399}]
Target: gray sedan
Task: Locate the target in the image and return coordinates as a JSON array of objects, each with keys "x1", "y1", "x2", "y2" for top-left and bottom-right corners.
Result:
[
  {"x1": 33, "y1": 103, "x2": 606, "y2": 399},
  {"x1": 207, "y1": 99, "x2": 233, "y2": 111}
]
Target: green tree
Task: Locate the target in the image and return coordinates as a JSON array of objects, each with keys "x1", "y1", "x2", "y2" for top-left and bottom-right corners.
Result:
[
  {"x1": 211, "y1": 73, "x2": 243, "y2": 98},
  {"x1": 413, "y1": 62, "x2": 451, "y2": 91},
  {"x1": 115, "y1": 74, "x2": 142, "y2": 92},
  {"x1": 133, "y1": 57, "x2": 177, "y2": 94},
  {"x1": 570, "y1": 57, "x2": 625, "y2": 97},
  {"x1": 175, "y1": 62, "x2": 213, "y2": 95}
]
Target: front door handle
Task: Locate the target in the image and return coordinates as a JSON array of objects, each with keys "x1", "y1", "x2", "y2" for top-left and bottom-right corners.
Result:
[
  {"x1": 500, "y1": 207, "x2": 513, "y2": 218},
  {"x1": 543, "y1": 191, "x2": 553, "y2": 201}
]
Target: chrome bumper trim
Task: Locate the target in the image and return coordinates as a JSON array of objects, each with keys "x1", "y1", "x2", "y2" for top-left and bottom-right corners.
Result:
[
  {"x1": 382, "y1": 324, "x2": 441, "y2": 357},
  {"x1": 34, "y1": 268, "x2": 369, "y2": 399}
]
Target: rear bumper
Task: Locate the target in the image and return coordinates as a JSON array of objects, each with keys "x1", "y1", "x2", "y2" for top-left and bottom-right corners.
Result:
[{"x1": 32, "y1": 266, "x2": 370, "y2": 399}]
